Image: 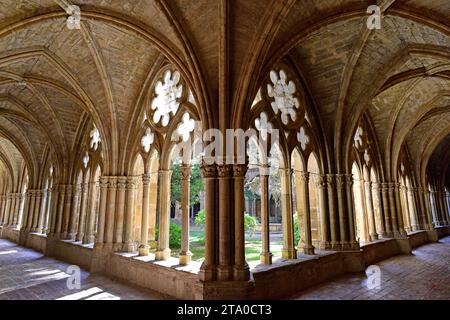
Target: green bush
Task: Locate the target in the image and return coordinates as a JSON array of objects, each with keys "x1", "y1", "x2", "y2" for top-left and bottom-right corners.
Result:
[
  {"x1": 293, "y1": 212, "x2": 300, "y2": 246},
  {"x1": 195, "y1": 209, "x2": 258, "y2": 235},
  {"x1": 194, "y1": 209, "x2": 206, "y2": 226},
  {"x1": 155, "y1": 223, "x2": 182, "y2": 249},
  {"x1": 244, "y1": 213, "x2": 258, "y2": 236}
]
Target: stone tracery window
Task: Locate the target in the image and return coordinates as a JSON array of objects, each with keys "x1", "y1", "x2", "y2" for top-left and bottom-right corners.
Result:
[
  {"x1": 267, "y1": 70, "x2": 300, "y2": 125},
  {"x1": 151, "y1": 70, "x2": 183, "y2": 127},
  {"x1": 82, "y1": 152, "x2": 90, "y2": 168},
  {"x1": 364, "y1": 149, "x2": 370, "y2": 165},
  {"x1": 90, "y1": 125, "x2": 101, "y2": 151},
  {"x1": 141, "y1": 128, "x2": 154, "y2": 153},
  {"x1": 176, "y1": 113, "x2": 195, "y2": 142},
  {"x1": 297, "y1": 127, "x2": 309, "y2": 150},
  {"x1": 255, "y1": 112, "x2": 273, "y2": 141},
  {"x1": 354, "y1": 126, "x2": 363, "y2": 148}
]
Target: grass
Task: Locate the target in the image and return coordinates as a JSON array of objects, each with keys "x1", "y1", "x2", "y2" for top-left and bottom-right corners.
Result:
[{"x1": 170, "y1": 229, "x2": 284, "y2": 263}]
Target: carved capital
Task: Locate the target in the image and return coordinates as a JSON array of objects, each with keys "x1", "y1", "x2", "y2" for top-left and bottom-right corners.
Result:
[
  {"x1": 181, "y1": 165, "x2": 192, "y2": 180},
  {"x1": 316, "y1": 175, "x2": 327, "y2": 188},
  {"x1": 232, "y1": 164, "x2": 248, "y2": 178},
  {"x1": 326, "y1": 174, "x2": 335, "y2": 187},
  {"x1": 299, "y1": 171, "x2": 310, "y2": 183},
  {"x1": 117, "y1": 177, "x2": 128, "y2": 189},
  {"x1": 126, "y1": 177, "x2": 138, "y2": 190},
  {"x1": 217, "y1": 164, "x2": 232, "y2": 178},
  {"x1": 142, "y1": 173, "x2": 151, "y2": 185},
  {"x1": 201, "y1": 163, "x2": 217, "y2": 178},
  {"x1": 335, "y1": 174, "x2": 346, "y2": 188},
  {"x1": 108, "y1": 177, "x2": 118, "y2": 189}
]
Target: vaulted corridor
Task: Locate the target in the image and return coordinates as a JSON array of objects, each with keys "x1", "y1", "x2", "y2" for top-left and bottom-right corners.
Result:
[{"x1": 0, "y1": 0, "x2": 450, "y2": 300}]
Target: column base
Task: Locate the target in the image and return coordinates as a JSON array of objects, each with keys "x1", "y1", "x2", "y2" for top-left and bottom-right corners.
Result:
[
  {"x1": 395, "y1": 236, "x2": 412, "y2": 254},
  {"x1": 179, "y1": 251, "x2": 192, "y2": 265},
  {"x1": 138, "y1": 245, "x2": 149, "y2": 256},
  {"x1": 82, "y1": 235, "x2": 95, "y2": 245},
  {"x1": 330, "y1": 241, "x2": 341, "y2": 250},
  {"x1": 67, "y1": 233, "x2": 77, "y2": 241},
  {"x1": 217, "y1": 265, "x2": 233, "y2": 281},
  {"x1": 113, "y1": 243, "x2": 123, "y2": 252},
  {"x1": 233, "y1": 264, "x2": 250, "y2": 281},
  {"x1": 199, "y1": 263, "x2": 216, "y2": 281},
  {"x1": 155, "y1": 248, "x2": 171, "y2": 260},
  {"x1": 369, "y1": 234, "x2": 379, "y2": 242},
  {"x1": 340, "y1": 241, "x2": 353, "y2": 251},
  {"x1": 122, "y1": 241, "x2": 136, "y2": 253},
  {"x1": 260, "y1": 252, "x2": 273, "y2": 264},
  {"x1": 75, "y1": 233, "x2": 84, "y2": 242},
  {"x1": 298, "y1": 245, "x2": 315, "y2": 255},
  {"x1": 195, "y1": 279, "x2": 255, "y2": 300},
  {"x1": 282, "y1": 247, "x2": 297, "y2": 259}
]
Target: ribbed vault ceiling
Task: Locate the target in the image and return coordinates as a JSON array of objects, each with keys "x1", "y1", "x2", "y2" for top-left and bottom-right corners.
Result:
[{"x1": 0, "y1": 0, "x2": 448, "y2": 189}]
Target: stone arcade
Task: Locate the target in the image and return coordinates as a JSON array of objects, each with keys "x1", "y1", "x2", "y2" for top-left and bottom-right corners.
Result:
[{"x1": 0, "y1": 0, "x2": 450, "y2": 300}]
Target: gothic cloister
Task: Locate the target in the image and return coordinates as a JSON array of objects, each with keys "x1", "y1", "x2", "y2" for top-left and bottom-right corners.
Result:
[{"x1": 0, "y1": 0, "x2": 449, "y2": 300}]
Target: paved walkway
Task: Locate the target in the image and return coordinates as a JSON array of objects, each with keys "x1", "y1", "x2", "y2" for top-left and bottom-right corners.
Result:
[
  {"x1": 292, "y1": 236, "x2": 450, "y2": 300},
  {"x1": 0, "y1": 239, "x2": 168, "y2": 300}
]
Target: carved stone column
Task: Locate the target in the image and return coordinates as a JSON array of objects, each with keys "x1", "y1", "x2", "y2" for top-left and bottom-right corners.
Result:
[
  {"x1": 104, "y1": 177, "x2": 117, "y2": 249},
  {"x1": 0, "y1": 195, "x2": 5, "y2": 225},
  {"x1": 55, "y1": 186, "x2": 66, "y2": 237},
  {"x1": 76, "y1": 182, "x2": 89, "y2": 242},
  {"x1": 393, "y1": 183, "x2": 407, "y2": 236},
  {"x1": 345, "y1": 174, "x2": 359, "y2": 249},
  {"x1": 43, "y1": 187, "x2": 53, "y2": 234},
  {"x1": 123, "y1": 177, "x2": 137, "y2": 252},
  {"x1": 68, "y1": 186, "x2": 81, "y2": 240},
  {"x1": 407, "y1": 187, "x2": 419, "y2": 231},
  {"x1": 139, "y1": 174, "x2": 150, "y2": 256},
  {"x1": 37, "y1": 190, "x2": 48, "y2": 234},
  {"x1": 179, "y1": 165, "x2": 192, "y2": 265},
  {"x1": 26, "y1": 190, "x2": 37, "y2": 231},
  {"x1": 364, "y1": 180, "x2": 377, "y2": 241},
  {"x1": 388, "y1": 183, "x2": 400, "y2": 237},
  {"x1": 114, "y1": 177, "x2": 127, "y2": 251},
  {"x1": 95, "y1": 177, "x2": 109, "y2": 247},
  {"x1": 199, "y1": 163, "x2": 217, "y2": 282},
  {"x1": 439, "y1": 190, "x2": 449, "y2": 225},
  {"x1": 316, "y1": 175, "x2": 330, "y2": 249},
  {"x1": 298, "y1": 171, "x2": 314, "y2": 255},
  {"x1": 48, "y1": 187, "x2": 59, "y2": 235},
  {"x1": 233, "y1": 164, "x2": 250, "y2": 281},
  {"x1": 279, "y1": 168, "x2": 296, "y2": 259},
  {"x1": 4, "y1": 194, "x2": 11, "y2": 226},
  {"x1": 217, "y1": 164, "x2": 233, "y2": 280},
  {"x1": 259, "y1": 165, "x2": 272, "y2": 264},
  {"x1": 326, "y1": 174, "x2": 340, "y2": 249},
  {"x1": 416, "y1": 187, "x2": 428, "y2": 230},
  {"x1": 62, "y1": 185, "x2": 73, "y2": 239},
  {"x1": 380, "y1": 183, "x2": 392, "y2": 237},
  {"x1": 156, "y1": 170, "x2": 172, "y2": 260},
  {"x1": 336, "y1": 174, "x2": 349, "y2": 249},
  {"x1": 84, "y1": 180, "x2": 99, "y2": 244},
  {"x1": 10, "y1": 194, "x2": 18, "y2": 228}
]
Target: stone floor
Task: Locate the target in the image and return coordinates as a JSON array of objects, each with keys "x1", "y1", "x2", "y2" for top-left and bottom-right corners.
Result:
[
  {"x1": 0, "y1": 239, "x2": 169, "y2": 300},
  {"x1": 292, "y1": 236, "x2": 450, "y2": 300}
]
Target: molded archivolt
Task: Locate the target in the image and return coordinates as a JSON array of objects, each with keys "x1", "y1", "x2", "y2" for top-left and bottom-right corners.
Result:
[{"x1": 0, "y1": 0, "x2": 449, "y2": 300}]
